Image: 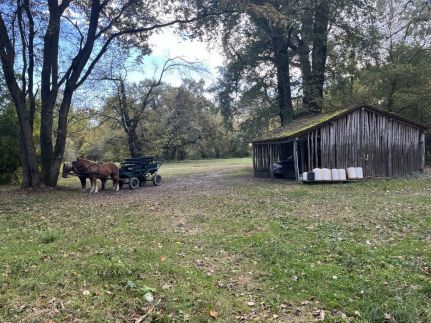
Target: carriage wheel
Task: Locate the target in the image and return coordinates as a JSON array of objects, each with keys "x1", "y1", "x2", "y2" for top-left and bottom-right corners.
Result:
[
  {"x1": 129, "y1": 177, "x2": 140, "y2": 190},
  {"x1": 152, "y1": 173, "x2": 162, "y2": 186}
]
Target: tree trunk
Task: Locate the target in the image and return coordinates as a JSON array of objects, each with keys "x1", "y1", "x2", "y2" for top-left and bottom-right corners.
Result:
[
  {"x1": 311, "y1": 0, "x2": 329, "y2": 114},
  {"x1": 297, "y1": 0, "x2": 329, "y2": 115},
  {"x1": 271, "y1": 28, "x2": 294, "y2": 126},
  {"x1": 16, "y1": 102, "x2": 40, "y2": 187},
  {"x1": 298, "y1": 38, "x2": 317, "y2": 113},
  {"x1": 0, "y1": 13, "x2": 40, "y2": 187},
  {"x1": 272, "y1": 32, "x2": 294, "y2": 126},
  {"x1": 387, "y1": 79, "x2": 397, "y2": 112},
  {"x1": 116, "y1": 79, "x2": 144, "y2": 158},
  {"x1": 40, "y1": 4, "x2": 61, "y2": 186},
  {"x1": 40, "y1": 104, "x2": 55, "y2": 185},
  {"x1": 128, "y1": 130, "x2": 143, "y2": 158},
  {"x1": 298, "y1": 3, "x2": 319, "y2": 114},
  {"x1": 47, "y1": 87, "x2": 74, "y2": 187}
]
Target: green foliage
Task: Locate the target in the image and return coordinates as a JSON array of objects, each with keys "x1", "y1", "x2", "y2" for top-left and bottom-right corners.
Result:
[
  {"x1": 362, "y1": 46, "x2": 431, "y2": 121},
  {"x1": 39, "y1": 229, "x2": 60, "y2": 244},
  {"x1": 63, "y1": 108, "x2": 129, "y2": 162},
  {"x1": 212, "y1": 0, "x2": 377, "y2": 136},
  {"x1": 324, "y1": 0, "x2": 431, "y2": 160},
  {"x1": 0, "y1": 105, "x2": 21, "y2": 184},
  {"x1": 155, "y1": 80, "x2": 236, "y2": 160},
  {"x1": 70, "y1": 78, "x2": 250, "y2": 162},
  {"x1": 326, "y1": 44, "x2": 431, "y2": 160}
]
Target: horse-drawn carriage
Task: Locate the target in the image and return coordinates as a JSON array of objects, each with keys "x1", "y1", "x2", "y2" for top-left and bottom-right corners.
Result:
[
  {"x1": 63, "y1": 156, "x2": 162, "y2": 192},
  {"x1": 119, "y1": 157, "x2": 162, "y2": 189}
]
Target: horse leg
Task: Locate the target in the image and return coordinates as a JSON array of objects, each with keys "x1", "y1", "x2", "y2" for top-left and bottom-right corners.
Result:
[
  {"x1": 110, "y1": 173, "x2": 116, "y2": 191},
  {"x1": 101, "y1": 179, "x2": 106, "y2": 190},
  {"x1": 94, "y1": 178, "x2": 99, "y2": 193},
  {"x1": 79, "y1": 176, "x2": 86, "y2": 192},
  {"x1": 115, "y1": 177, "x2": 120, "y2": 192},
  {"x1": 89, "y1": 177, "x2": 94, "y2": 193},
  {"x1": 113, "y1": 175, "x2": 120, "y2": 192}
]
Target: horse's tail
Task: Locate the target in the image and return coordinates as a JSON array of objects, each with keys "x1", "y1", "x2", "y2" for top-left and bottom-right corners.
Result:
[{"x1": 107, "y1": 163, "x2": 120, "y2": 175}]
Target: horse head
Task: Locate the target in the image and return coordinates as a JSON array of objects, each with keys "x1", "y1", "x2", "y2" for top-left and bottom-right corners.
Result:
[
  {"x1": 62, "y1": 162, "x2": 73, "y2": 178},
  {"x1": 74, "y1": 157, "x2": 92, "y2": 174}
]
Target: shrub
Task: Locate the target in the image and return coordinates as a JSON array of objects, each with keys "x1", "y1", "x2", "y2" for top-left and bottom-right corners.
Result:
[{"x1": 0, "y1": 105, "x2": 21, "y2": 184}]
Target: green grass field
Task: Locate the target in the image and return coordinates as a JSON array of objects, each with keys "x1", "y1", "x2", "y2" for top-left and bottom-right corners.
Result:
[{"x1": 0, "y1": 158, "x2": 430, "y2": 322}]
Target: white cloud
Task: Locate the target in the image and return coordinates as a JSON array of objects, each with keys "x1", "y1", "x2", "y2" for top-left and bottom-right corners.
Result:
[
  {"x1": 127, "y1": 27, "x2": 224, "y2": 87},
  {"x1": 149, "y1": 28, "x2": 224, "y2": 67}
]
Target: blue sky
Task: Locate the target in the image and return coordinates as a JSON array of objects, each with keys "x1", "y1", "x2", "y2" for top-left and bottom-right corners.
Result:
[
  {"x1": 126, "y1": 27, "x2": 224, "y2": 87},
  {"x1": 73, "y1": 27, "x2": 225, "y2": 109}
]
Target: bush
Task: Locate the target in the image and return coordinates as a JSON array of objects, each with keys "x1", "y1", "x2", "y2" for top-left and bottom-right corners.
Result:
[{"x1": 0, "y1": 106, "x2": 21, "y2": 184}]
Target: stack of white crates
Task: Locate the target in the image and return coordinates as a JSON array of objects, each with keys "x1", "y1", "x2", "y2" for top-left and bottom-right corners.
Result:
[{"x1": 303, "y1": 167, "x2": 363, "y2": 182}]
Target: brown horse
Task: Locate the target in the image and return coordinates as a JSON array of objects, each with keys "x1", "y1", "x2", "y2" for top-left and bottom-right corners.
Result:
[
  {"x1": 63, "y1": 162, "x2": 107, "y2": 192},
  {"x1": 73, "y1": 158, "x2": 120, "y2": 193}
]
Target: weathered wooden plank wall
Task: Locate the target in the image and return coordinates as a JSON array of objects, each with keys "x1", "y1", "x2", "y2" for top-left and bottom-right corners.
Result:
[
  {"x1": 318, "y1": 109, "x2": 422, "y2": 177},
  {"x1": 253, "y1": 108, "x2": 424, "y2": 178}
]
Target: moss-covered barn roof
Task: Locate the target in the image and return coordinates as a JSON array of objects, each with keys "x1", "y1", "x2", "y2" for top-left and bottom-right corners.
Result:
[{"x1": 253, "y1": 104, "x2": 427, "y2": 143}]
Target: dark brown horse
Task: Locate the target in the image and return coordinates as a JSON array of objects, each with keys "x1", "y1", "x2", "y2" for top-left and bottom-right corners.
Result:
[
  {"x1": 63, "y1": 162, "x2": 107, "y2": 192},
  {"x1": 73, "y1": 158, "x2": 120, "y2": 193}
]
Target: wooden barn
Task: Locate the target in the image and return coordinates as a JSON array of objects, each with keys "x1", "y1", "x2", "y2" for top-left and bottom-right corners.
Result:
[{"x1": 252, "y1": 104, "x2": 427, "y2": 179}]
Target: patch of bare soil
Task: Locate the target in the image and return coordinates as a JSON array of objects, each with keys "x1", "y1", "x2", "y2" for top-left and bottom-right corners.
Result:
[{"x1": 151, "y1": 166, "x2": 250, "y2": 196}]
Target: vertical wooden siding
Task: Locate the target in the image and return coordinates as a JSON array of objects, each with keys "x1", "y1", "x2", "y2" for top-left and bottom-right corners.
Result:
[
  {"x1": 253, "y1": 108, "x2": 424, "y2": 178},
  {"x1": 319, "y1": 109, "x2": 422, "y2": 177}
]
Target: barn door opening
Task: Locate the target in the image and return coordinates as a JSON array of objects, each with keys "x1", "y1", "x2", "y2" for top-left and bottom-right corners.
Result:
[
  {"x1": 297, "y1": 131, "x2": 322, "y2": 174},
  {"x1": 270, "y1": 141, "x2": 296, "y2": 179}
]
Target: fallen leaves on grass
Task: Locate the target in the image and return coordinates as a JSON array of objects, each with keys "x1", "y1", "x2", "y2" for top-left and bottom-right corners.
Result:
[
  {"x1": 144, "y1": 292, "x2": 154, "y2": 302},
  {"x1": 384, "y1": 313, "x2": 397, "y2": 323},
  {"x1": 209, "y1": 309, "x2": 219, "y2": 319},
  {"x1": 1, "y1": 161, "x2": 430, "y2": 322},
  {"x1": 313, "y1": 309, "x2": 325, "y2": 321}
]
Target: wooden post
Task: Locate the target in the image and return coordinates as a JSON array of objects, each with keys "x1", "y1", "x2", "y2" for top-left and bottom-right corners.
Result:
[
  {"x1": 293, "y1": 138, "x2": 300, "y2": 182},
  {"x1": 269, "y1": 144, "x2": 274, "y2": 178},
  {"x1": 314, "y1": 129, "x2": 319, "y2": 167},
  {"x1": 300, "y1": 139, "x2": 305, "y2": 172},
  {"x1": 252, "y1": 144, "x2": 255, "y2": 173},
  {"x1": 360, "y1": 107, "x2": 364, "y2": 168},
  {"x1": 387, "y1": 119, "x2": 394, "y2": 177},
  {"x1": 312, "y1": 131, "x2": 315, "y2": 168},
  {"x1": 420, "y1": 131, "x2": 425, "y2": 173},
  {"x1": 307, "y1": 133, "x2": 311, "y2": 170}
]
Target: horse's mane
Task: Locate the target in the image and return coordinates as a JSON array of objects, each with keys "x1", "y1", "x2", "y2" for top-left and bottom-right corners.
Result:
[
  {"x1": 77, "y1": 158, "x2": 92, "y2": 163},
  {"x1": 78, "y1": 158, "x2": 107, "y2": 164}
]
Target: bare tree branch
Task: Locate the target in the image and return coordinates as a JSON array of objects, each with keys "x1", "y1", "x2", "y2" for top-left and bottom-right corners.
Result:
[{"x1": 75, "y1": 10, "x2": 229, "y2": 89}]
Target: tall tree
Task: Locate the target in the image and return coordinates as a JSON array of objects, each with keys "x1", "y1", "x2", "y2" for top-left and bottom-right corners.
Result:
[
  {"x1": 212, "y1": 0, "x2": 373, "y2": 128},
  {"x1": 325, "y1": 0, "x2": 431, "y2": 114},
  {"x1": 296, "y1": 0, "x2": 330, "y2": 114},
  {"x1": 0, "y1": 0, "x2": 226, "y2": 187},
  {"x1": 98, "y1": 57, "x2": 204, "y2": 157}
]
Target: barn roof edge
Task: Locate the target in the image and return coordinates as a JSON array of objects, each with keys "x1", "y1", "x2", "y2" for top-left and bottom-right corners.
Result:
[{"x1": 252, "y1": 104, "x2": 428, "y2": 144}]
